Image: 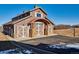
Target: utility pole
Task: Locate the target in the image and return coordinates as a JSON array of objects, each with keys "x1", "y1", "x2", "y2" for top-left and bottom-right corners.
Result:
[{"x1": 72, "y1": 26, "x2": 75, "y2": 37}]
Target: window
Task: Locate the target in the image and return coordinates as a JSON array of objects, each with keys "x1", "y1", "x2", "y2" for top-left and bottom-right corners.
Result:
[
  {"x1": 35, "y1": 12, "x2": 43, "y2": 17},
  {"x1": 37, "y1": 13, "x2": 41, "y2": 17}
]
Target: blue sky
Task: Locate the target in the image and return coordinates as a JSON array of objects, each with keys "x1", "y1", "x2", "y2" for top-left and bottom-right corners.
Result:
[{"x1": 0, "y1": 4, "x2": 79, "y2": 25}]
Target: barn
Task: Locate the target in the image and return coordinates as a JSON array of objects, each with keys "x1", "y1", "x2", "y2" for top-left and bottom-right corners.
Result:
[{"x1": 3, "y1": 5, "x2": 54, "y2": 39}]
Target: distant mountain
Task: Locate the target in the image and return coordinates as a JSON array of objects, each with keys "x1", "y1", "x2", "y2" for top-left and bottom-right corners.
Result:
[
  {"x1": 54, "y1": 24, "x2": 79, "y2": 30},
  {"x1": 54, "y1": 24, "x2": 72, "y2": 30}
]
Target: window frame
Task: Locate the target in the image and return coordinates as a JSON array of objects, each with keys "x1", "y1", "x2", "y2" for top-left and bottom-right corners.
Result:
[{"x1": 35, "y1": 12, "x2": 43, "y2": 18}]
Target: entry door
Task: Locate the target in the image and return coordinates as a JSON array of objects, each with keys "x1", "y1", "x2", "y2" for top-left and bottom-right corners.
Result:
[
  {"x1": 35, "y1": 22, "x2": 44, "y2": 37},
  {"x1": 17, "y1": 25, "x2": 29, "y2": 38}
]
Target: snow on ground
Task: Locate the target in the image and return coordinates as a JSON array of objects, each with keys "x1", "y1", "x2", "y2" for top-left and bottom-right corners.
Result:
[
  {"x1": 48, "y1": 43, "x2": 79, "y2": 49},
  {"x1": 0, "y1": 48, "x2": 33, "y2": 54},
  {"x1": 66, "y1": 43, "x2": 79, "y2": 49},
  {"x1": 48, "y1": 44, "x2": 68, "y2": 49},
  {"x1": 1, "y1": 43, "x2": 79, "y2": 54}
]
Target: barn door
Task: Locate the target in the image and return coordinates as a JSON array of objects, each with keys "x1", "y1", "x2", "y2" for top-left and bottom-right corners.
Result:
[
  {"x1": 17, "y1": 25, "x2": 29, "y2": 38},
  {"x1": 34, "y1": 22, "x2": 44, "y2": 37},
  {"x1": 17, "y1": 26, "x2": 23, "y2": 38},
  {"x1": 24, "y1": 26, "x2": 29, "y2": 38}
]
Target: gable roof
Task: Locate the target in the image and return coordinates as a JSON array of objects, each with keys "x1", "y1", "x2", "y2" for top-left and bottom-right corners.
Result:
[
  {"x1": 31, "y1": 7, "x2": 47, "y2": 15},
  {"x1": 3, "y1": 6, "x2": 50, "y2": 25}
]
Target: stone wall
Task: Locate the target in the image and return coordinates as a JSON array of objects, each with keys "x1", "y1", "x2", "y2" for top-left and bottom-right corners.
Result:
[{"x1": 54, "y1": 28, "x2": 79, "y2": 37}]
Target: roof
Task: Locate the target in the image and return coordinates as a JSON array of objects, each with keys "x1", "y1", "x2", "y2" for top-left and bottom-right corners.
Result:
[
  {"x1": 45, "y1": 17, "x2": 54, "y2": 25},
  {"x1": 3, "y1": 16, "x2": 32, "y2": 25},
  {"x1": 12, "y1": 6, "x2": 47, "y2": 21},
  {"x1": 31, "y1": 7, "x2": 47, "y2": 15},
  {"x1": 3, "y1": 6, "x2": 50, "y2": 25},
  {"x1": 32, "y1": 5, "x2": 47, "y2": 15}
]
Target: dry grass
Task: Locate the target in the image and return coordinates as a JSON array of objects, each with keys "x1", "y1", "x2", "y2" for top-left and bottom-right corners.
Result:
[
  {"x1": 0, "y1": 32, "x2": 8, "y2": 41},
  {"x1": 54, "y1": 28, "x2": 79, "y2": 37}
]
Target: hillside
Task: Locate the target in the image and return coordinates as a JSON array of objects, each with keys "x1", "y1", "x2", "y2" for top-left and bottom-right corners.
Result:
[{"x1": 54, "y1": 24, "x2": 79, "y2": 30}]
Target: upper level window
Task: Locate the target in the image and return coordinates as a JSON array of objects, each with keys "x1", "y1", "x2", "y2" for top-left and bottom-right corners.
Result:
[
  {"x1": 37, "y1": 13, "x2": 41, "y2": 17},
  {"x1": 35, "y1": 12, "x2": 43, "y2": 18}
]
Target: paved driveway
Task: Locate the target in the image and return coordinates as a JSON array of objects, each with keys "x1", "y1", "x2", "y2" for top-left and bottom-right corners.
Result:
[{"x1": 20, "y1": 35, "x2": 79, "y2": 45}]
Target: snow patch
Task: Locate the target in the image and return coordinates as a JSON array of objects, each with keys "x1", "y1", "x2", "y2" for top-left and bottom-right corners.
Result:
[
  {"x1": 48, "y1": 43, "x2": 79, "y2": 49},
  {"x1": 66, "y1": 43, "x2": 79, "y2": 49},
  {"x1": 0, "y1": 48, "x2": 33, "y2": 54},
  {"x1": 48, "y1": 44, "x2": 67, "y2": 49}
]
